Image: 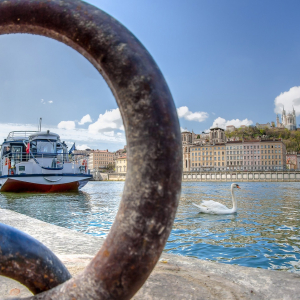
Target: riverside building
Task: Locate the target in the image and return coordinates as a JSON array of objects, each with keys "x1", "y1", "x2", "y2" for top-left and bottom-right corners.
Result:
[
  {"x1": 186, "y1": 127, "x2": 227, "y2": 171},
  {"x1": 88, "y1": 150, "x2": 114, "y2": 171},
  {"x1": 226, "y1": 141, "x2": 243, "y2": 170},
  {"x1": 183, "y1": 129, "x2": 287, "y2": 172},
  {"x1": 244, "y1": 139, "x2": 285, "y2": 171},
  {"x1": 190, "y1": 143, "x2": 226, "y2": 171},
  {"x1": 182, "y1": 129, "x2": 193, "y2": 172},
  {"x1": 115, "y1": 155, "x2": 127, "y2": 173}
]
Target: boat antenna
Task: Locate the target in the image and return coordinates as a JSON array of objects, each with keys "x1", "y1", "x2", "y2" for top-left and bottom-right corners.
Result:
[{"x1": 39, "y1": 118, "x2": 42, "y2": 132}]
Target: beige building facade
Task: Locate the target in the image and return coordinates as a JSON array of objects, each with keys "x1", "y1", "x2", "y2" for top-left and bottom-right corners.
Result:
[
  {"x1": 183, "y1": 127, "x2": 227, "y2": 172},
  {"x1": 226, "y1": 141, "x2": 243, "y2": 170},
  {"x1": 114, "y1": 146, "x2": 127, "y2": 160},
  {"x1": 116, "y1": 155, "x2": 127, "y2": 173},
  {"x1": 190, "y1": 143, "x2": 226, "y2": 171},
  {"x1": 183, "y1": 129, "x2": 287, "y2": 172},
  {"x1": 248, "y1": 139, "x2": 286, "y2": 171},
  {"x1": 88, "y1": 150, "x2": 114, "y2": 171}
]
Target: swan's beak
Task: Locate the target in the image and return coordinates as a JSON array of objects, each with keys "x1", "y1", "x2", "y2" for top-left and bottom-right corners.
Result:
[{"x1": 236, "y1": 185, "x2": 241, "y2": 189}]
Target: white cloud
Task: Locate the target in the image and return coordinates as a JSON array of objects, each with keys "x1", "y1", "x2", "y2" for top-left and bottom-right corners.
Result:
[
  {"x1": 274, "y1": 86, "x2": 300, "y2": 116},
  {"x1": 0, "y1": 122, "x2": 126, "y2": 151},
  {"x1": 103, "y1": 131, "x2": 114, "y2": 137},
  {"x1": 78, "y1": 114, "x2": 92, "y2": 125},
  {"x1": 41, "y1": 99, "x2": 53, "y2": 105},
  {"x1": 177, "y1": 106, "x2": 208, "y2": 122},
  {"x1": 88, "y1": 108, "x2": 124, "y2": 133},
  {"x1": 211, "y1": 117, "x2": 253, "y2": 129},
  {"x1": 57, "y1": 121, "x2": 76, "y2": 130},
  {"x1": 76, "y1": 144, "x2": 90, "y2": 150}
]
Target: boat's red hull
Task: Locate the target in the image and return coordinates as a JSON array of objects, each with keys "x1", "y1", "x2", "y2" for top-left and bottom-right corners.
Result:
[{"x1": 0, "y1": 178, "x2": 84, "y2": 193}]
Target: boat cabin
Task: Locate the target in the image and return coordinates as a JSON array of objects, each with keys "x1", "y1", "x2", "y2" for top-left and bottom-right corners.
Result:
[{"x1": 0, "y1": 130, "x2": 77, "y2": 176}]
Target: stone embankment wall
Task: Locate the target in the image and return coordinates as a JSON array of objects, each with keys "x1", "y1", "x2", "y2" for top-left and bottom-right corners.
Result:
[
  {"x1": 183, "y1": 171, "x2": 300, "y2": 182},
  {"x1": 108, "y1": 173, "x2": 126, "y2": 181},
  {"x1": 90, "y1": 171, "x2": 109, "y2": 181},
  {"x1": 90, "y1": 171, "x2": 126, "y2": 181},
  {"x1": 91, "y1": 171, "x2": 300, "y2": 182}
]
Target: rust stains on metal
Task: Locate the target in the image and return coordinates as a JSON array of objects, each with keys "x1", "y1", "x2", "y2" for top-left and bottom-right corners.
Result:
[
  {"x1": 0, "y1": 0, "x2": 182, "y2": 299},
  {"x1": 0, "y1": 223, "x2": 72, "y2": 294}
]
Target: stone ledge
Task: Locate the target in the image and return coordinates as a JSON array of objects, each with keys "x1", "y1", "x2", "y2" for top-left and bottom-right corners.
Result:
[{"x1": 0, "y1": 208, "x2": 299, "y2": 300}]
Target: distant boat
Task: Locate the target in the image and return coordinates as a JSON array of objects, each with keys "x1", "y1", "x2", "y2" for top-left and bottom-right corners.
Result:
[{"x1": 0, "y1": 130, "x2": 92, "y2": 192}]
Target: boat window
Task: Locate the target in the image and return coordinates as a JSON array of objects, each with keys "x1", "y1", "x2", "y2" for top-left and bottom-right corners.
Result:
[
  {"x1": 30, "y1": 141, "x2": 37, "y2": 153},
  {"x1": 57, "y1": 146, "x2": 63, "y2": 154},
  {"x1": 3, "y1": 145, "x2": 11, "y2": 156},
  {"x1": 36, "y1": 140, "x2": 56, "y2": 154}
]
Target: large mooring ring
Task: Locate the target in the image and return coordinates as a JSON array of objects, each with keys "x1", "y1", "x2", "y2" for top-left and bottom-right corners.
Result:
[{"x1": 0, "y1": 0, "x2": 182, "y2": 299}]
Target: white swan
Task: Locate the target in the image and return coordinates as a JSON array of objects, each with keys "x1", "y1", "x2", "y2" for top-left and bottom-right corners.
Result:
[{"x1": 192, "y1": 183, "x2": 240, "y2": 215}]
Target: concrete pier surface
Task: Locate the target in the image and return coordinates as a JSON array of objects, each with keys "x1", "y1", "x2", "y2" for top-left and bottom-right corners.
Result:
[{"x1": 0, "y1": 209, "x2": 299, "y2": 300}]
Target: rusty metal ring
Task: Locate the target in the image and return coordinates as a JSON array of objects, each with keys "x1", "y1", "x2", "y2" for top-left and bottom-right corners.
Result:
[
  {"x1": 0, "y1": 223, "x2": 72, "y2": 294},
  {"x1": 0, "y1": 0, "x2": 182, "y2": 299}
]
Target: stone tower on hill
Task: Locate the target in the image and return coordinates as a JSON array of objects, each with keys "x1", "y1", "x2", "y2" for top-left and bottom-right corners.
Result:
[{"x1": 276, "y1": 107, "x2": 296, "y2": 130}]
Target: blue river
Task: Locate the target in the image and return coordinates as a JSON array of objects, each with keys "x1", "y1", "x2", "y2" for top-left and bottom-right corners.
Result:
[{"x1": 0, "y1": 181, "x2": 299, "y2": 273}]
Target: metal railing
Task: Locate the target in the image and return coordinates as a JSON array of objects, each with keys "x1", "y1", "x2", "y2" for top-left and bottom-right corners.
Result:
[
  {"x1": 0, "y1": 152, "x2": 89, "y2": 174},
  {"x1": 188, "y1": 168, "x2": 288, "y2": 173},
  {"x1": 6, "y1": 131, "x2": 39, "y2": 141}
]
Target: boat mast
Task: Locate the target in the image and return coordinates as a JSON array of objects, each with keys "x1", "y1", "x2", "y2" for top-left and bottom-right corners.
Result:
[{"x1": 39, "y1": 118, "x2": 42, "y2": 132}]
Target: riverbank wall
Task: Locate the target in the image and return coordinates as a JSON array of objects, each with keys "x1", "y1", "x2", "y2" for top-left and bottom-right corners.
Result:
[
  {"x1": 91, "y1": 171, "x2": 126, "y2": 181},
  {"x1": 182, "y1": 171, "x2": 300, "y2": 182},
  {"x1": 1, "y1": 208, "x2": 300, "y2": 299},
  {"x1": 91, "y1": 171, "x2": 300, "y2": 182}
]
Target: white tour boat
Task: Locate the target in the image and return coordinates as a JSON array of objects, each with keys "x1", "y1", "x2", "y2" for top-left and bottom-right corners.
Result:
[{"x1": 0, "y1": 130, "x2": 92, "y2": 192}]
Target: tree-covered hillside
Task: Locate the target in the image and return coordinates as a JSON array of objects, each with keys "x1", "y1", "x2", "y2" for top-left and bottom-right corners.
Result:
[{"x1": 225, "y1": 127, "x2": 300, "y2": 153}]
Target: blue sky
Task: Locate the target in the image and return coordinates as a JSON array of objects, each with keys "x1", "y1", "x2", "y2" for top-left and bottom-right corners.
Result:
[{"x1": 0, "y1": 0, "x2": 300, "y2": 150}]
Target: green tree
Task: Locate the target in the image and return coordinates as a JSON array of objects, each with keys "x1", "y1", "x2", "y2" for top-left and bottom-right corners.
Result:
[{"x1": 105, "y1": 163, "x2": 115, "y2": 172}]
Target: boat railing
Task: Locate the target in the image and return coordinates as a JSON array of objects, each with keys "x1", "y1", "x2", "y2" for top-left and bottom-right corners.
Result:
[
  {"x1": 0, "y1": 152, "x2": 90, "y2": 174},
  {"x1": 6, "y1": 131, "x2": 39, "y2": 141}
]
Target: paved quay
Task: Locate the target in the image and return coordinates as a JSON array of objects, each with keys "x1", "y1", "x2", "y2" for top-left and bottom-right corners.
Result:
[{"x1": 0, "y1": 208, "x2": 300, "y2": 300}]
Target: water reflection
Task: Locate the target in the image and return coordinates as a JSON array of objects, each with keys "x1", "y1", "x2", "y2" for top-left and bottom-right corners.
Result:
[{"x1": 1, "y1": 181, "x2": 300, "y2": 272}]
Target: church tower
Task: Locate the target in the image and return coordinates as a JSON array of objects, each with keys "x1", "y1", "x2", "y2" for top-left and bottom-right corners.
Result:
[
  {"x1": 276, "y1": 106, "x2": 296, "y2": 129},
  {"x1": 209, "y1": 127, "x2": 226, "y2": 144},
  {"x1": 293, "y1": 107, "x2": 296, "y2": 126},
  {"x1": 276, "y1": 114, "x2": 280, "y2": 127},
  {"x1": 282, "y1": 106, "x2": 286, "y2": 125}
]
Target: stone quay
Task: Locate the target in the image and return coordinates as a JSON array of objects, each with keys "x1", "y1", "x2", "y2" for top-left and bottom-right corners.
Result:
[{"x1": 1, "y1": 208, "x2": 300, "y2": 299}]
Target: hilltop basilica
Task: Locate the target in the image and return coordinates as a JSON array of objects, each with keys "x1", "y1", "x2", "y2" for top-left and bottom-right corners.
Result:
[{"x1": 276, "y1": 107, "x2": 297, "y2": 130}]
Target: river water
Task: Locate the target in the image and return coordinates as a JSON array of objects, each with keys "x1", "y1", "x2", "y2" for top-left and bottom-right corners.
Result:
[{"x1": 0, "y1": 181, "x2": 300, "y2": 273}]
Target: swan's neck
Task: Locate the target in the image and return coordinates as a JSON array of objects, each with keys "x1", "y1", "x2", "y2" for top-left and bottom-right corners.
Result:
[{"x1": 231, "y1": 186, "x2": 237, "y2": 212}]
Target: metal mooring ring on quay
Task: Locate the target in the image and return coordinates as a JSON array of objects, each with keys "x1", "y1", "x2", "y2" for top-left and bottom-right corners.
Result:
[{"x1": 0, "y1": 0, "x2": 182, "y2": 299}]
